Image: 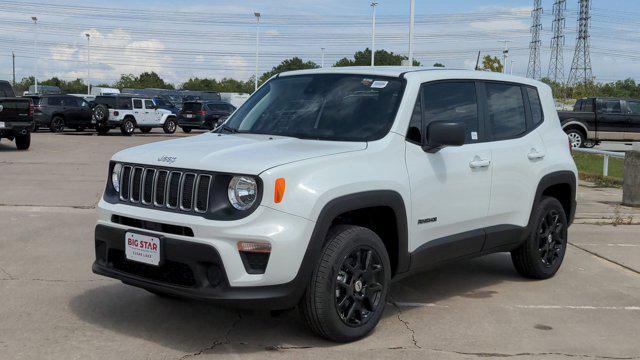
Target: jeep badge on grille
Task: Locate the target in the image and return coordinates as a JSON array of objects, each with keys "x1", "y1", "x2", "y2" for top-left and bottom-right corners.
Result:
[{"x1": 157, "y1": 155, "x2": 177, "y2": 164}]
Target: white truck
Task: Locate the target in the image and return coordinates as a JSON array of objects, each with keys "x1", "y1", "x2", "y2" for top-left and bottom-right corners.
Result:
[
  {"x1": 91, "y1": 95, "x2": 177, "y2": 135},
  {"x1": 93, "y1": 67, "x2": 578, "y2": 342}
]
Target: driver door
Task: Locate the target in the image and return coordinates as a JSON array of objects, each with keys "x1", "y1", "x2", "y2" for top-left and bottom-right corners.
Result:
[
  {"x1": 405, "y1": 81, "x2": 492, "y2": 267},
  {"x1": 144, "y1": 99, "x2": 162, "y2": 125}
]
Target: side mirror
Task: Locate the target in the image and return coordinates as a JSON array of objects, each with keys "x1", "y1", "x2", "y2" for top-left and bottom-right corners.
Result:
[{"x1": 423, "y1": 121, "x2": 467, "y2": 153}]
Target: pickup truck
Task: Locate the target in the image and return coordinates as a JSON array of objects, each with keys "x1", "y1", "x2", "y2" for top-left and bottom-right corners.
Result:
[
  {"x1": 559, "y1": 97, "x2": 640, "y2": 148},
  {"x1": 0, "y1": 80, "x2": 33, "y2": 150}
]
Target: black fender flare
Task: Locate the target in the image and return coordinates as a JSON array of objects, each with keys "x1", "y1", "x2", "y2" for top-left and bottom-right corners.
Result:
[{"x1": 528, "y1": 171, "x2": 577, "y2": 229}]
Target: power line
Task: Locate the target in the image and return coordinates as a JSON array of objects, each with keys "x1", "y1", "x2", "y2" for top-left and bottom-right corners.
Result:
[
  {"x1": 527, "y1": 0, "x2": 543, "y2": 79},
  {"x1": 548, "y1": 0, "x2": 567, "y2": 83},
  {"x1": 568, "y1": 0, "x2": 594, "y2": 85}
]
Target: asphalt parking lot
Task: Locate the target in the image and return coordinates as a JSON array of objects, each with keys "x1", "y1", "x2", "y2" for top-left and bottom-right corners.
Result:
[{"x1": 1, "y1": 132, "x2": 639, "y2": 360}]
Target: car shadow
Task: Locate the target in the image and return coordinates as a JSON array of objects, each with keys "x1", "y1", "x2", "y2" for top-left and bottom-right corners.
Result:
[
  {"x1": 69, "y1": 253, "x2": 526, "y2": 354},
  {"x1": 0, "y1": 141, "x2": 18, "y2": 151}
]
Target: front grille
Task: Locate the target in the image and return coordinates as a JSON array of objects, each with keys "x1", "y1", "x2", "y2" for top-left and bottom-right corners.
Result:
[{"x1": 119, "y1": 165, "x2": 212, "y2": 214}]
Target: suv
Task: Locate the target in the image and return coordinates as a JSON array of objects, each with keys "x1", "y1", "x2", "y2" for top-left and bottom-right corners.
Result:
[
  {"x1": 28, "y1": 94, "x2": 92, "y2": 132},
  {"x1": 177, "y1": 100, "x2": 236, "y2": 132},
  {"x1": 0, "y1": 80, "x2": 33, "y2": 150},
  {"x1": 91, "y1": 95, "x2": 177, "y2": 136},
  {"x1": 93, "y1": 68, "x2": 577, "y2": 342}
]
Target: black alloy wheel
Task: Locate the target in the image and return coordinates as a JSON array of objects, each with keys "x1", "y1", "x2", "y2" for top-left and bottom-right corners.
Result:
[{"x1": 537, "y1": 209, "x2": 565, "y2": 268}]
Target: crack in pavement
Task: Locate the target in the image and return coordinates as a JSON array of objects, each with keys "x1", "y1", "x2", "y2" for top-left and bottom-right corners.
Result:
[
  {"x1": 0, "y1": 264, "x2": 14, "y2": 280},
  {"x1": 569, "y1": 242, "x2": 640, "y2": 276},
  {"x1": 426, "y1": 347, "x2": 640, "y2": 359},
  {"x1": 178, "y1": 312, "x2": 243, "y2": 359},
  {"x1": 388, "y1": 296, "x2": 421, "y2": 349}
]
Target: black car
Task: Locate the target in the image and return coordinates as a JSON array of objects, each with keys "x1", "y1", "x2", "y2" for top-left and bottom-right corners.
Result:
[
  {"x1": 177, "y1": 101, "x2": 236, "y2": 133},
  {"x1": 28, "y1": 94, "x2": 92, "y2": 132},
  {"x1": 0, "y1": 80, "x2": 33, "y2": 150}
]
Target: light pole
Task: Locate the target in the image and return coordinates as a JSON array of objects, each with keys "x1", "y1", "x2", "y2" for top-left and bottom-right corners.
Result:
[
  {"x1": 500, "y1": 40, "x2": 510, "y2": 74},
  {"x1": 31, "y1": 16, "x2": 38, "y2": 94},
  {"x1": 510, "y1": 60, "x2": 515, "y2": 75},
  {"x1": 321, "y1": 47, "x2": 325, "y2": 68},
  {"x1": 408, "y1": 0, "x2": 414, "y2": 66},
  {"x1": 254, "y1": 12, "x2": 261, "y2": 92},
  {"x1": 370, "y1": 1, "x2": 378, "y2": 67},
  {"x1": 86, "y1": 33, "x2": 91, "y2": 95}
]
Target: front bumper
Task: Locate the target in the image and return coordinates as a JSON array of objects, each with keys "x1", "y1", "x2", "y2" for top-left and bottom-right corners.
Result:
[{"x1": 94, "y1": 200, "x2": 317, "y2": 309}]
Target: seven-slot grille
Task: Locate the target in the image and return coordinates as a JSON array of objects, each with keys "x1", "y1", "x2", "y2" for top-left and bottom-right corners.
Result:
[{"x1": 119, "y1": 165, "x2": 212, "y2": 213}]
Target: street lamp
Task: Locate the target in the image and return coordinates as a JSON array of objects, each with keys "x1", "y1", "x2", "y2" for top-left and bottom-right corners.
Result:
[
  {"x1": 31, "y1": 16, "x2": 38, "y2": 94},
  {"x1": 86, "y1": 33, "x2": 91, "y2": 95},
  {"x1": 254, "y1": 12, "x2": 261, "y2": 92},
  {"x1": 408, "y1": 0, "x2": 414, "y2": 66},
  {"x1": 321, "y1": 47, "x2": 325, "y2": 68},
  {"x1": 370, "y1": 1, "x2": 378, "y2": 67}
]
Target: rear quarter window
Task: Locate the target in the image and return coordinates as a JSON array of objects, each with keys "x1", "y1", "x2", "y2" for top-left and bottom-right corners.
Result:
[{"x1": 526, "y1": 87, "x2": 544, "y2": 126}]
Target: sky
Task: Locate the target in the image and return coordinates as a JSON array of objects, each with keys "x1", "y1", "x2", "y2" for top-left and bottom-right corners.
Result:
[{"x1": 0, "y1": 0, "x2": 638, "y2": 86}]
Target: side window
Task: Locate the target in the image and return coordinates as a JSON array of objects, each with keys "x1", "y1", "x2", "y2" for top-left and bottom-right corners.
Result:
[
  {"x1": 406, "y1": 93, "x2": 422, "y2": 143},
  {"x1": 423, "y1": 81, "x2": 479, "y2": 143},
  {"x1": 486, "y1": 82, "x2": 527, "y2": 139},
  {"x1": 119, "y1": 98, "x2": 132, "y2": 109},
  {"x1": 600, "y1": 100, "x2": 621, "y2": 114},
  {"x1": 144, "y1": 100, "x2": 155, "y2": 109},
  {"x1": 65, "y1": 97, "x2": 80, "y2": 107},
  {"x1": 582, "y1": 99, "x2": 593, "y2": 112},
  {"x1": 627, "y1": 101, "x2": 640, "y2": 115},
  {"x1": 48, "y1": 97, "x2": 63, "y2": 106},
  {"x1": 526, "y1": 87, "x2": 544, "y2": 126},
  {"x1": 133, "y1": 99, "x2": 143, "y2": 109}
]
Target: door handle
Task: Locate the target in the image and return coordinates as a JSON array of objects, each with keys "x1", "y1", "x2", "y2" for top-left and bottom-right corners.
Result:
[
  {"x1": 469, "y1": 158, "x2": 491, "y2": 168},
  {"x1": 527, "y1": 149, "x2": 546, "y2": 160}
]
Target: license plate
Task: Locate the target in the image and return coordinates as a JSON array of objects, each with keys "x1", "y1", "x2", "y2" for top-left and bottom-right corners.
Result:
[
  {"x1": 0, "y1": 122, "x2": 5, "y2": 128},
  {"x1": 125, "y1": 232, "x2": 160, "y2": 266},
  {"x1": 185, "y1": 114, "x2": 193, "y2": 118}
]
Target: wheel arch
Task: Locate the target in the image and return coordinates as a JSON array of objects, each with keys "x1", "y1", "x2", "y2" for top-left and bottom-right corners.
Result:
[
  {"x1": 562, "y1": 121, "x2": 588, "y2": 137},
  {"x1": 528, "y1": 171, "x2": 577, "y2": 229}
]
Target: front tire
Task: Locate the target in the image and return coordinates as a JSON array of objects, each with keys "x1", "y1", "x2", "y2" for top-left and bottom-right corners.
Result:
[
  {"x1": 181, "y1": 127, "x2": 192, "y2": 133},
  {"x1": 566, "y1": 129, "x2": 585, "y2": 149},
  {"x1": 120, "y1": 118, "x2": 135, "y2": 136},
  {"x1": 15, "y1": 132, "x2": 31, "y2": 150},
  {"x1": 96, "y1": 125, "x2": 110, "y2": 135},
  {"x1": 50, "y1": 116, "x2": 65, "y2": 133},
  {"x1": 511, "y1": 197, "x2": 568, "y2": 279},
  {"x1": 163, "y1": 118, "x2": 177, "y2": 134},
  {"x1": 300, "y1": 225, "x2": 390, "y2": 342}
]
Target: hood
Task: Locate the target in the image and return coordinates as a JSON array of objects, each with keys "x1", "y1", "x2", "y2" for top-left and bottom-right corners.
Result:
[{"x1": 112, "y1": 132, "x2": 367, "y2": 174}]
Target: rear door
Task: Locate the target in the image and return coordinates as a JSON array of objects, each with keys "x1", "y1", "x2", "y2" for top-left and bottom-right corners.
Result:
[
  {"x1": 132, "y1": 98, "x2": 144, "y2": 124},
  {"x1": 61, "y1": 96, "x2": 82, "y2": 126},
  {"x1": 595, "y1": 99, "x2": 627, "y2": 140},
  {"x1": 482, "y1": 82, "x2": 547, "y2": 249},
  {"x1": 405, "y1": 80, "x2": 492, "y2": 262},
  {"x1": 625, "y1": 100, "x2": 640, "y2": 140}
]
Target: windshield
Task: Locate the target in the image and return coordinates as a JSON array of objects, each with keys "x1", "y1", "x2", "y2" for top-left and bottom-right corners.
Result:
[{"x1": 223, "y1": 74, "x2": 405, "y2": 141}]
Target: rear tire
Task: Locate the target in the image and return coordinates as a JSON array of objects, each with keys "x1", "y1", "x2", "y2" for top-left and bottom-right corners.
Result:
[
  {"x1": 50, "y1": 116, "x2": 65, "y2": 133},
  {"x1": 15, "y1": 132, "x2": 31, "y2": 150},
  {"x1": 163, "y1": 118, "x2": 177, "y2": 134},
  {"x1": 511, "y1": 197, "x2": 568, "y2": 279},
  {"x1": 120, "y1": 118, "x2": 135, "y2": 136},
  {"x1": 566, "y1": 129, "x2": 585, "y2": 148},
  {"x1": 96, "y1": 126, "x2": 110, "y2": 135},
  {"x1": 299, "y1": 225, "x2": 390, "y2": 342}
]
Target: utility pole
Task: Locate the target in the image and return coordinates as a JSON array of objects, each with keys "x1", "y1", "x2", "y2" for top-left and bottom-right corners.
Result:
[
  {"x1": 408, "y1": 0, "x2": 415, "y2": 66},
  {"x1": 86, "y1": 33, "x2": 91, "y2": 95},
  {"x1": 511, "y1": 60, "x2": 516, "y2": 75},
  {"x1": 370, "y1": 1, "x2": 378, "y2": 67},
  {"x1": 254, "y1": 12, "x2": 261, "y2": 92},
  {"x1": 527, "y1": 0, "x2": 542, "y2": 79},
  {"x1": 568, "y1": 0, "x2": 593, "y2": 86},
  {"x1": 12, "y1": 52, "x2": 16, "y2": 85},
  {"x1": 321, "y1": 47, "x2": 325, "y2": 68},
  {"x1": 500, "y1": 40, "x2": 510, "y2": 74},
  {"x1": 475, "y1": 51, "x2": 481, "y2": 70},
  {"x1": 31, "y1": 16, "x2": 38, "y2": 94},
  {"x1": 548, "y1": 0, "x2": 567, "y2": 83}
]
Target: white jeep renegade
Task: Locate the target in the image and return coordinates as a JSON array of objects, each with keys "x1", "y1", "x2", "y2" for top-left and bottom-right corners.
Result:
[{"x1": 94, "y1": 67, "x2": 577, "y2": 342}]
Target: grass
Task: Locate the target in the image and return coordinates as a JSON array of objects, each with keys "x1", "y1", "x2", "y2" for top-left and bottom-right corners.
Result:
[{"x1": 572, "y1": 152, "x2": 625, "y2": 187}]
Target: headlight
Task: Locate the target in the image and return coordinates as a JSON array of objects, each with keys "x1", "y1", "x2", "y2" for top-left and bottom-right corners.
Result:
[
  {"x1": 111, "y1": 163, "x2": 122, "y2": 192},
  {"x1": 228, "y1": 176, "x2": 257, "y2": 210}
]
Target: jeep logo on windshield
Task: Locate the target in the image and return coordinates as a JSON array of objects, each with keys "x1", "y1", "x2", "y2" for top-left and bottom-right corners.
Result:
[{"x1": 157, "y1": 155, "x2": 177, "y2": 164}]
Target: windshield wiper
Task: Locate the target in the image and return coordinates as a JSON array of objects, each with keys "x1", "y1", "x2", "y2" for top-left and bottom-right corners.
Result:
[{"x1": 217, "y1": 124, "x2": 238, "y2": 134}]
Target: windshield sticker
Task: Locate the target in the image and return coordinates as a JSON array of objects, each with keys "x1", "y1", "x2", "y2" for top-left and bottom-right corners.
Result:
[
  {"x1": 471, "y1": 132, "x2": 478, "y2": 140},
  {"x1": 371, "y1": 80, "x2": 388, "y2": 89},
  {"x1": 361, "y1": 78, "x2": 373, "y2": 86}
]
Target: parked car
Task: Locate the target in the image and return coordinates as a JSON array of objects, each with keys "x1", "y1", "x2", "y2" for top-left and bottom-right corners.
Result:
[
  {"x1": 91, "y1": 95, "x2": 177, "y2": 135},
  {"x1": 27, "y1": 94, "x2": 92, "y2": 132},
  {"x1": 558, "y1": 97, "x2": 640, "y2": 148},
  {"x1": 93, "y1": 68, "x2": 577, "y2": 342},
  {"x1": 177, "y1": 100, "x2": 235, "y2": 132},
  {"x1": 0, "y1": 80, "x2": 33, "y2": 150},
  {"x1": 153, "y1": 97, "x2": 179, "y2": 114}
]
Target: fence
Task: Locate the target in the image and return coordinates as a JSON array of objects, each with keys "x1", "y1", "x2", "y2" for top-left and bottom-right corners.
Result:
[{"x1": 572, "y1": 148, "x2": 626, "y2": 177}]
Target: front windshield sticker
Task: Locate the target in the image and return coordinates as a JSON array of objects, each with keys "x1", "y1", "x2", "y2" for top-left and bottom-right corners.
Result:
[
  {"x1": 361, "y1": 78, "x2": 373, "y2": 86},
  {"x1": 471, "y1": 131, "x2": 478, "y2": 140},
  {"x1": 371, "y1": 80, "x2": 388, "y2": 89}
]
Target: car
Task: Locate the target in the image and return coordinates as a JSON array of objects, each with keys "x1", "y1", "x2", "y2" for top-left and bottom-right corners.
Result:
[
  {"x1": 27, "y1": 94, "x2": 92, "y2": 132},
  {"x1": 0, "y1": 80, "x2": 33, "y2": 150},
  {"x1": 153, "y1": 97, "x2": 179, "y2": 115},
  {"x1": 92, "y1": 67, "x2": 578, "y2": 342},
  {"x1": 91, "y1": 95, "x2": 178, "y2": 136},
  {"x1": 558, "y1": 97, "x2": 640, "y2": 148},
  {"x1": 177, "y1": 100, "x2": 235, "y2": 132}
]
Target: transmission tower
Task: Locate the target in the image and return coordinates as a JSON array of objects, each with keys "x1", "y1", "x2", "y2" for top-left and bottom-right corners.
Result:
[
  {"x1": 568, "y1": 0, "x2": 594, "y2": 85},
  {"x1": 527, "y1": 0, "x2": 543, "y2": 79},
  {"x1": 547, "y1": 0, "x2": 566, "y2": 83}
]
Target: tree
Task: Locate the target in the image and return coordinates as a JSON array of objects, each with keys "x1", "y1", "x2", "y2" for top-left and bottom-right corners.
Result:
[
  {"x1": 480, "y1": 55, "x2": 503, "y2": 73},
  {"x1": 334, "y1": 48, "x2": 421, "y2": 67},
  {"x1": 259, "y1": 57, "x2": 318, "y2": 84},
  {"x1": 181, "y1": 77, "x2": 253, "y2": 93},
  {"x1": 113, "y1": 72, "x2": 174, "y2": 90},
  {"x1": 433, "y1": 62, "x2": 445, "y2": 68}
]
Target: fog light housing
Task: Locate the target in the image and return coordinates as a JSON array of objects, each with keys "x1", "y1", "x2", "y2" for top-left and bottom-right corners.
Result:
[
  {"x1": 237, "y1": 241, "x2": 271, "y2": 274},
  {"x1": 207, "y1": 264, "x2": 223, "y2": 287}
]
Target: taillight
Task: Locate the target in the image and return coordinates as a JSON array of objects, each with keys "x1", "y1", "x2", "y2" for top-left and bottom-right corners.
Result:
[
  {"x1": 198, "y1": 110, "x2": 206, "y2": 116},
  {"x1": 28, "y1": 102, "x2": 34, "y2": 117}
]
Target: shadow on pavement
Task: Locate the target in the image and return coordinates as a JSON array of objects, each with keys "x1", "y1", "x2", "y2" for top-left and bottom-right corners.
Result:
[{"x1": 69, "y1": 253, "x2": 526, "y2": 354}]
